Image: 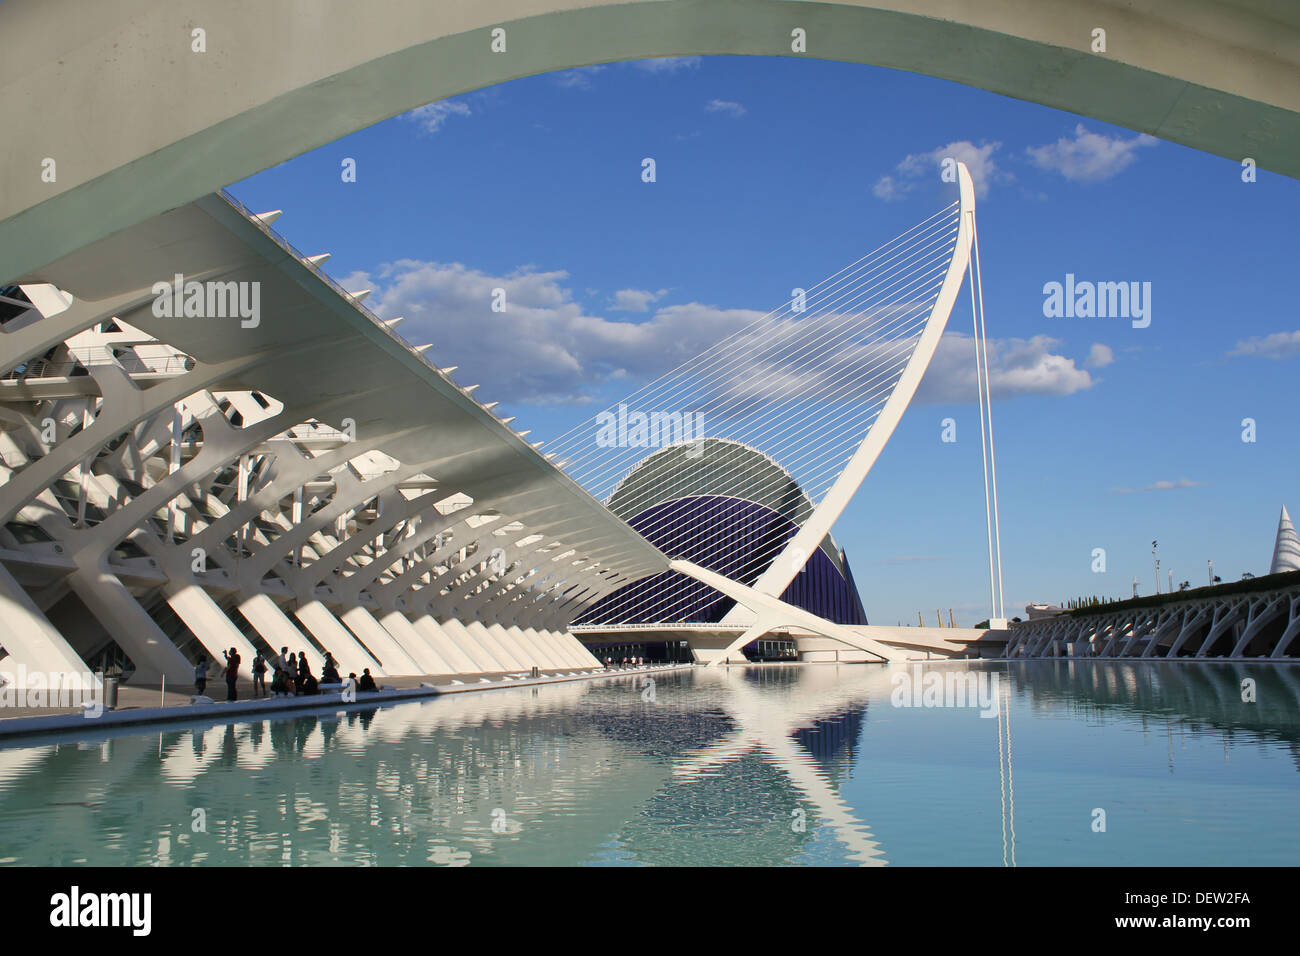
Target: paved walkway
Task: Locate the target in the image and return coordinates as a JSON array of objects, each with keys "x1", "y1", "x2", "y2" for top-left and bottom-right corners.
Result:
[{"x1": 0, "y1": 663, "x2": 692, "y2": 741}]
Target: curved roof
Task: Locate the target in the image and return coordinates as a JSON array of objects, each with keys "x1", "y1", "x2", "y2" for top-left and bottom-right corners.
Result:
[{"x1": 606, "y1": 438, "x2": 843, "y2": 571}]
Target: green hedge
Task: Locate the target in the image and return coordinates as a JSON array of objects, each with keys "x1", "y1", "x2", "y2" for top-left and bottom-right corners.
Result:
[{"x1": 1068, "y1": 569, "x2": 1300, "y2": 618}]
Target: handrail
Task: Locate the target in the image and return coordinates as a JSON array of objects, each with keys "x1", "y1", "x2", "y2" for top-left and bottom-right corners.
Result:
[
  {"x1": 4, "y1": 351, "x2": 195, "y2": 381},
  {"x1": 217, "y1": 189, "x2": 456, "y2": 387}
]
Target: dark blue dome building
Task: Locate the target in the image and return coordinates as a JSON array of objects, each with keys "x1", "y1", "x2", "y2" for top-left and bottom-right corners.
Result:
[{"x1": 576, "y1": 438, "x2": 868, "y2": 627}]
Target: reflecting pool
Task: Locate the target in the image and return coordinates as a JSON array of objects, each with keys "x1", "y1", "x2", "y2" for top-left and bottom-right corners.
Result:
[{"x1": 1, "y1": 661, "x2": 1297, "y2": 866}]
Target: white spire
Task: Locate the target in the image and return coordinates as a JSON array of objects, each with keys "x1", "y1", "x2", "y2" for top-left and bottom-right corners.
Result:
[{"x1": 1270, "y1": 505, "x2": 1300, "y2": 574}]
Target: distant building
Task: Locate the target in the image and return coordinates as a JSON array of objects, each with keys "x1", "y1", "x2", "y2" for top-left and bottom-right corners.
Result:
[
  {"x1": 1025, "y1": 603, "x2": 1065, "y2": 620},
  {"x1": 1271, "y1": 505, "x2": 1300, "y2": 574}
]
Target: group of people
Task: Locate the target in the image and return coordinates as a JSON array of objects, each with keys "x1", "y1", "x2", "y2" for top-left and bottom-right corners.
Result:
[
  {"x1": 193, "y1": 649, "x2": 243, "y2": 701},
  {"x1": 194, "y1": 647, "x2": 379, "y2": 701},
  {"x1": 604, "y1": 656, "x2": 646, "y2": 669}
]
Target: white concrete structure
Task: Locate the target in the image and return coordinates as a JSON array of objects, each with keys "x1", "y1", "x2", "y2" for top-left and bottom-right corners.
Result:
[
  {"x1": 8, "y1": 0, "x2": 1291, "y2": 676},
  {"x1": 0, "y1": 163, "x2": 988, "y2": 679},
  {"x1": 1270, "y1": 505, "x2": 1300, "y2": 575},
  {"x1": 3, "y1": 1, "x2": 1297, "y2": 286},
  {"x1": 0, "y1": 194, "x2": 625, "y2": 683},
  {"x1": 1006, "y1": 576, "x2": 1300, "y2": 660}
]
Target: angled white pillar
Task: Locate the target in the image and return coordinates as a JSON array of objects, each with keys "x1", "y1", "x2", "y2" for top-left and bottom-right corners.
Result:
[
  {"x1": 672, "y1": 560, "x2": 907, "y2": 665},
  {"x1": 507, "y1": 625, "x2": 561, "y2": 669},
  {"x1": 294, "y1": 601, "x2": 384, "y2": 676},
  {"x1": 164, "y1": 584, "x2": 259, "y2": 679},
  {"x1": 486, "y1": 623, "x2": 533, "y2": 670},
  {"x1": 339, "y1": 607, "x2": 422, "y2": 676},
  {"x1": 440, "y1": 617, "x2": 503, "y2": 673},
  {"x1": 540, "y1": 629, "x2": 584, "y2": 668},
  {"x1": 67, "y1": 569, "x2": 193, "y2": 684},
  {"x1": 466, "y1": 620, "x2": 522, "y2": 670},
  {"x1": 560, "y1": 631, "x2": 604, "y2": 668},
  {"x1": 380, "y1": 611, "x2": 453, "y2": 675},
  {"x1": 0, "y1": 562, "x2": 96, "y2": 686},
  {"x1": 411, "y1": 616, "x2": 479, "y2": 674},
  {"x1": 532, "y1": 628, "x2": 583, "y2": 668},
  {"x1": 523, "y1": 627, "x2": 569, "y2": 667},
  {"x1": 237, "y1": 594, "x2": 325, "y2": 672}
]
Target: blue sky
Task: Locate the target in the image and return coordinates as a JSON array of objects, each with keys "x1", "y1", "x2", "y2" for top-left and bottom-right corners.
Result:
[{"x1": 229, "y1": 55, "x2": 1299, "y2": 627}]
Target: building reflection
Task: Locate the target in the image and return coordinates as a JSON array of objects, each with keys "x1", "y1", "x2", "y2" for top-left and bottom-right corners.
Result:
[{"x1": 0, "y1": 661, "x2": 1295, "y2": 866}]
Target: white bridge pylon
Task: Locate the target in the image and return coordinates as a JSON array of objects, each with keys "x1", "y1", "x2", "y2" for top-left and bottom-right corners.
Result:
[{"x1": 705, "y1": 161, "x2": 978, "y2": 664}]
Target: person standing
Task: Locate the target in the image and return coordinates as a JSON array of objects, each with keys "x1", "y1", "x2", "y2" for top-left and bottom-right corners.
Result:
[
  {"x1": 251, "y1": 652, "x2": 267, "y2": 698},
  {"x1": 194, "y1": 655, "x2": 209, "y2": 696},
  {"x1": 278, "y1": 647, "x2": 296, "y2": 696},
  {"x1": 222, "y1": 647, "x2": 240, "y2": 702},
  {"x1": 295, "y1": 651, "x2": 309, "y2": 695}
]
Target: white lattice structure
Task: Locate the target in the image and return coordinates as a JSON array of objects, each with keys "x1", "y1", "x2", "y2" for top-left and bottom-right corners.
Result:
[
  {"x1": 0, "y1": 193, "x2": 660, "y2": 683},
  {"x1": 1, "y1": 164, "x2": 988, "y2": 682}
]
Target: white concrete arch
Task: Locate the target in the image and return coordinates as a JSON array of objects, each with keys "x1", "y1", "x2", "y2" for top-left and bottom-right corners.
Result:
[{"x1": 3, "y1": 0, "x2": 1298, "y2": 289}]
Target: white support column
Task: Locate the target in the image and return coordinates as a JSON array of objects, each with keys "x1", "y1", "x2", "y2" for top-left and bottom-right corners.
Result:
[
  {"x1": 527, "y1": 627, "x2": 577, "y2": 668},
  {"x1": 556, "y1": 630, "x2": 603, "y2": 668},
  {"x1": 67, "y1": 569, "x2": 194, "y2": 684},
  {"x1": 339, "y1": 607, "x2": 422, "y2": 676},
  {"x1": 465, "y1": 620, "x2": 520, "y2": 670},
  {"x1": 0, "y1": 561, "x2": 96, "y2": 686},
  {"x1": 295, "y1": 601, "x2": 385, "y2": 676},
  {"x1": 237, "y1": 593, "x2": 325, "y2": 673},
  {"x1": 546, "y1": 628, "x2": 591, "y2": 668},
  {"x1": 164, "y1": 584, "x2": 259, "y2": 679},
  {"x1": 440, "y1": 618, "x2": 503, "y2": 673},
  {"x1": 487, "y1": 623, "x2": 533, "y2": 670},
  {"x1": 507, "y1": 625, "x2": 561, "y2": 669},
  {"x1": 411, "y1": 616, "x2": 479, "y2": 674},
  {"x1": 380, "y1": 611, "x2": 453, "y2": 675}
]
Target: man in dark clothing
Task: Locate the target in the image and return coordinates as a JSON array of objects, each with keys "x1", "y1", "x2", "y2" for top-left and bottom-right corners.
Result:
[
  {"x1": 358, "y1": 668, "x2": 377, "y2": 692},
  {"x1": 222, "y1": 647, "x2": 240, "y2": 701}
]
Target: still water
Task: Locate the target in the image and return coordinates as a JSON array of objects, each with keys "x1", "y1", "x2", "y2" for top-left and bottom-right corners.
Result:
[{"x1": 1, "y1": 662, "x2": 1297, "y2": 866}]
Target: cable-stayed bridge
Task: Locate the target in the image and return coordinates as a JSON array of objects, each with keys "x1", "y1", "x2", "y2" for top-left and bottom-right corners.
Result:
[{"x1": 555, "y1": 161, "x2": 1007, "y2": 663}]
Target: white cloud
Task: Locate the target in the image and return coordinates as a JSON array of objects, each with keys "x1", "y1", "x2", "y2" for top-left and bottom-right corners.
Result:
[
  {"x1": 1085, "y1": 343, "x2": 1115, "y2": 368},
  {"x1": 874, "y1": 141, "x2": 1007, "y2": 201},
  {"x1": 554, "y1": 65, "x2": 606, "y2": 89},
  {"x1": 347, "y1": 263, "x2": 1095, "y2": 409},
  {"x1": 1026, "y1": 124, "x2": 1157, "y2": 182},
  {"x1": 632, "y1": 56, "x2": 702, "y2": 74},
  {"x1": 705, "y1": 98, "x2": 746, "y2": 117},
  {"x1": 1228, "y1": 330, "x2": 1300, "y2": 360},
  {"x1": 916, "y1": 333, "x2": 1095, "y2": 403},
  {"x1": 1112, "y1": 478, "x2": 1208, "y2": 494},
  {"x1": 871, "y1": 176, "x2": 904, "y2": 201},
  {"x1": 346, "y1": 260, "x2": 761, "y2": 404},
  {"x1": 403, "y1": 99, "x2": 473, "y2": 134},
  {"x1": 611, "y1": 288, "x2": 668, "y2": 312}
]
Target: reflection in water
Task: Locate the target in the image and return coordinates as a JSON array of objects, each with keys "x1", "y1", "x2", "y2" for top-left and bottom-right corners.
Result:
[{"x1": 0, "y1": 662, "x2": 1297, "y2": 866}]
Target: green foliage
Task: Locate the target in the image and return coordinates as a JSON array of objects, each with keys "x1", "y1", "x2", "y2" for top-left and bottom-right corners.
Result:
[{"x1": 1067, "y1": 569, "x2": 1300, "y2": 618}]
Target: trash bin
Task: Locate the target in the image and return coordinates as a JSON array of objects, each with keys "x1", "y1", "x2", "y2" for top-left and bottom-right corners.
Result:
[{"x1": 103, "y1": 676, "x2": 119, "y2": 711}]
